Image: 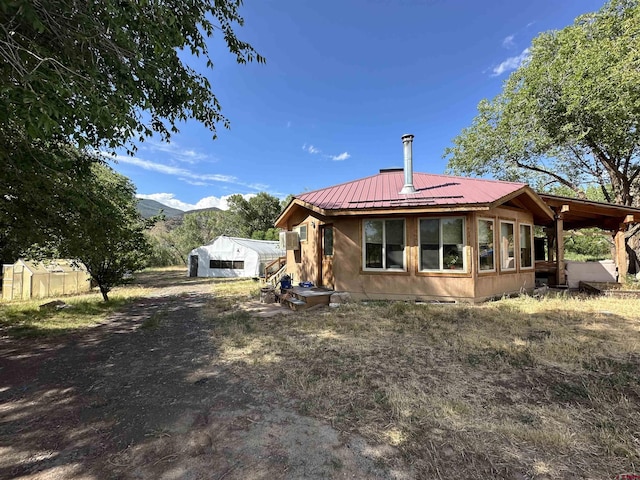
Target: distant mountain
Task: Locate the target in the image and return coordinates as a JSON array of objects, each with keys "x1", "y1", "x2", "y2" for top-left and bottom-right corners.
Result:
[
  {"x1": 137, "y1": 199, "x2": 185, "y2": 219},
  {"x1": 137, "y1": 199, "x2": 222, "y2": 222},
  {"x1": 184, "y1": 206, "x2": 222, "y2": 215}
]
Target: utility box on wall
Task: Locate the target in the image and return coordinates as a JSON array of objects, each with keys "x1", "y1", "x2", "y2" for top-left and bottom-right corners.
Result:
[{"x1": 279, "y1": 231, "x2": 300, "y2": 250}]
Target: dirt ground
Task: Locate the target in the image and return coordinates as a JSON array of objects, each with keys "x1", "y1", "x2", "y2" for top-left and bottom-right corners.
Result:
[{"x1": 0, "y1": 272, "x2": 408, "y2": 480}]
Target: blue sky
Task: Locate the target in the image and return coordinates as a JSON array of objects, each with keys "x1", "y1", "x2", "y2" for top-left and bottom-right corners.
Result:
[{"x1": 108, "y1": 0, "x2": 606, "y2": 211}]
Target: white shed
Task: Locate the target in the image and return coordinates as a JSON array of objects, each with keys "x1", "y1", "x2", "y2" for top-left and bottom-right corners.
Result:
[{"x1": 188, "y1": 236, "x2": 285, "y2": 278}]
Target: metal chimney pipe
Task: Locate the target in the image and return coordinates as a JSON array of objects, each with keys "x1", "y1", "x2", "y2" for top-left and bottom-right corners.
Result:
[{"x1": 399, "y1": 134, "x2": 416, "y2": 194}]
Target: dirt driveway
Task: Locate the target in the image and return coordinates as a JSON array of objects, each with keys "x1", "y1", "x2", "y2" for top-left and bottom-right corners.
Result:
[{"x1": 0, "y1": 273, "x2": 406, "y2": 479}]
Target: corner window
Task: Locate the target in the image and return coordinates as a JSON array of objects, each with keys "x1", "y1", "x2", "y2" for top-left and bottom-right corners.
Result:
[
  {"x1": 478, "y1": 219, "x2": 495, "y2": 271},
  {"x1": 419, "y1": 217, "x2": 465, "y2": 272},
  {"x1": 500, "y1": 221, "x2": 515, "y2": 271},
  {"x1": 363, "y1": 219, "x2": 405, "y2": 270},
  {"x1": 294, "y1": 224, "x2": 308, "y2": 242},
  {"x1": 520, "y1": 224, "x2": 533, "y2": 269}
]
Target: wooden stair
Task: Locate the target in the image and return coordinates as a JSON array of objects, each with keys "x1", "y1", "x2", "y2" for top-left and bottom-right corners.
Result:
[
  {"x1": 263, "y1": 256, "x2": 287, "y2": 288},
  {"x1": 280, "y1": 286, "x2": 334, "y2": 311}
]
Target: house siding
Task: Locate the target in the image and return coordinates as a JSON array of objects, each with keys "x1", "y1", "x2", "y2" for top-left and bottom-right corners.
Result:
[
  {"x1": 281, "y1": 205, "x2": 537, "y2": 302},
  {"x1": 334, "y1": 215, "x2": 476, "y2": 302}
]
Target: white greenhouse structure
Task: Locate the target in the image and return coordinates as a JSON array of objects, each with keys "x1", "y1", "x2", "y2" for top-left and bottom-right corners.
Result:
[{"x1": 188, "y1": 236, "x2": 285, "y2": 278}]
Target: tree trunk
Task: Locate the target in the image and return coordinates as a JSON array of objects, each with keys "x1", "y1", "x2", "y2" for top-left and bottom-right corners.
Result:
[{"x1": 99, "y1": 285, "x2": 110, "y2": 302}]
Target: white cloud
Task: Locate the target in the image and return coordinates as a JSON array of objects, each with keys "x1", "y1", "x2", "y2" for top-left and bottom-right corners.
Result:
[
  {"x1": 330, "y1": 152, "x2": 351, "y2": 161},
  {"x1": 105, "y1": 152, "x2": 237, "y2": 184},
  {"x1": 137, "y1": 193, "x2": 256, "y2": 211},
  {"x1": 302, "y1": 144, "x2": 320, "y2": 154},
  {"x1": 491, "y1": 48, "x2": 530, "y2": 76},
  {"x1": 141, "y1": 140, "x2": 209, "y2": 164},
  {"x1": 502, "y1": 34, "x2": 515, "y2": 49},
  {"x1": 182, "y1": 179, "x2": 210, "y2": 186}
]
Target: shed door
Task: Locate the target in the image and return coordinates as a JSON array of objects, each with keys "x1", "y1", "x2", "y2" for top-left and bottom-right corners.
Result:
[
  {"x1": 189, "y1": 255, "x2": 198, "y2": 277},
  {"x1": 320, "y1": 225, "x2": 334, "y2": 288}
]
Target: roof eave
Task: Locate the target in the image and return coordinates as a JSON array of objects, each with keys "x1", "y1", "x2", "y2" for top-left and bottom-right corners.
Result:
[
  {"x1": 490, "y1": 186, "x2": 555, "y2": 225},
  {"x1": 274, "y1": 198, "x2": 329, "y2": 228}
]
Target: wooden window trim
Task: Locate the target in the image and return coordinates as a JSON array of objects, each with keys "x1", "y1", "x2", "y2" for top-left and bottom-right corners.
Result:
[
  {"x1": 499, "y1": 220, "x2": 517, "y2": 272},
  {"x1": 519, "y1": 223, "x2": 534, "y2": 270},
  {"x1": 477, "y1": 217, "x2": 496, "y2": 274}
]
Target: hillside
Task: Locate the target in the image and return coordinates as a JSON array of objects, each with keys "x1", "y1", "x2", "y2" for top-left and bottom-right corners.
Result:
[
  {"x1": 137, "y1": 199, "x2": 185, "y2": 219},
  {"x1": 137, "y1": 198, "x2": 221, "y2": 226}
]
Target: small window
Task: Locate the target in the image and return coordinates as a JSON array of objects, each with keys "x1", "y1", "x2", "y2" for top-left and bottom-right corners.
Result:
[
  {"x1": 210, "y1": 260, "x2": 219, "y2": 268},
  {"x1": 323, "y1": 227, "x2": 334, "y2": 256},
  {"x1": 232, "y1": 261, "x2": 245, "y2": 269},
  {"x1": 478, "y1": 219, "x2": 495, "y2": 271},
  {"x1": 500, "y1": 221, "x2": 515, "y2": 271},
  {"x1": 294, "y1": 224, "x2": 308, "y2": 242},
  {"x1": 520, "y1": 224, "x2": 533, "y2": 269}
]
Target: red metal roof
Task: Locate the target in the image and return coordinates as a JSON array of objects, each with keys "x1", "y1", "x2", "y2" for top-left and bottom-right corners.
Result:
[{"x1": 297, "y1": 170, "x2": 527, "y2": 210}]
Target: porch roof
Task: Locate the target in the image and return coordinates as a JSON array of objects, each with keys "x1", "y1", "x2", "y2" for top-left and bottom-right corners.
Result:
[{"x1": 539, "y1": 194, "x2": 640, "y2": 230}]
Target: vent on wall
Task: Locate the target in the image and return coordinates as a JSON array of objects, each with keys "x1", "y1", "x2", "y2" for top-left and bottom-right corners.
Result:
[{"x1": 279, "y1": 231, "x2": 300, "y2": 250}]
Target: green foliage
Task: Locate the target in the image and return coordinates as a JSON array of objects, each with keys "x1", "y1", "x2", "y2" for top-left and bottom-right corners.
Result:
[
  {"x1": 564, "y1": 229, "x2": 612, "y2": 260},
  {"x1": 0, "y1": 0, "x2": 265, "y2": 151},
  {"x1": 227, "y1": 193, "x2": 284, "y2": 237},
  {"x1": 145, "y1": 221, "x2": 184, "y2": 267},
  {"x1": 445, "y1": 0, "x2": 640, "y2": 207},
  {"x1": 0, "y1": 139, "x2": 99, "y2": 264},
  {"x1": 251, "y1": 228, "x2": 280, "y2": 241}
]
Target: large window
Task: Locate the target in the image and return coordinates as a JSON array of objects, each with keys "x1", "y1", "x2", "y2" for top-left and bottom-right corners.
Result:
[
  {"x1": 419, "y1": 217, "x2": 465, "y2": 271},
  {"x1": 363, "y1": 219, "x2": 405, "y2": 270},
  {"x1": 478, "y1": 219, "x2": 495, "y2": 271},
  {"x1": 520, "y1": 224, "x2": 533, "y2": 268},
  {"x1": 500, "y1": 221, "x2": 515, "y2": 271}
]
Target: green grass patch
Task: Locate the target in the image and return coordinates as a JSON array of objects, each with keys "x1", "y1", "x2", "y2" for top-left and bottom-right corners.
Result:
[{"x1": 0, "y1": 291, "x2": 145, "y2": 338}]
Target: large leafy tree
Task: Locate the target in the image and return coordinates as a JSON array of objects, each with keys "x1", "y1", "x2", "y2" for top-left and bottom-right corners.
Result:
[
  {"x1": 445, "y1": 0, "x2": 640, "y2": 208},
  {"x1": 62, "y1": 163, "x2": 152, "y2": 301},
  {"x1": 0, "y1": 0, "x2": 264, "y2": 150},
  {"x1": 226, "y1": 192, "x2": 283, "y2": 238},
  {"x1": 0, "y1": 136, "x2": 95, "y2": 264},
  {"x1": 1, "y1": 0, "x2": 262, "y2": 264}
]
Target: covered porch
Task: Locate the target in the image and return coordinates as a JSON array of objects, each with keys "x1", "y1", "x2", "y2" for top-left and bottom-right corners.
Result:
[{"x1": 536, "y1": 194, "x2": 640, "y2": 286}]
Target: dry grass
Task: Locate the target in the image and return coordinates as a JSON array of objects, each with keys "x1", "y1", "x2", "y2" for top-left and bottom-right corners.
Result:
[{"x1": 205, "y1": 289, "x2": 640, "y2": 479}]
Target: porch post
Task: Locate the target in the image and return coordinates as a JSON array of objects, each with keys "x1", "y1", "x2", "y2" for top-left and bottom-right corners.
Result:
[
  {"x1": 614, "y1": 224, "x2": 627, "y2": 284},
  {"x1": 545, "y1": 228, "x2": 555, "y2": 262},
  {"x1": 554, "y1": 213, "x2": 565, "y2": 285}
]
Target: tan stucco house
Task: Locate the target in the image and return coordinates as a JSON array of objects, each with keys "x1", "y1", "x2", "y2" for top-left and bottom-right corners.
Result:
[{"x1": 275, "y1": 135, "x2": 639, "y2": 303}]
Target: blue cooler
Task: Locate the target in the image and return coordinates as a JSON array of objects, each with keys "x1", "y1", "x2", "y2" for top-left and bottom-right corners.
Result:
[{"x1": 280, "y1": 275, "x2": 292, "y2": 290}]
